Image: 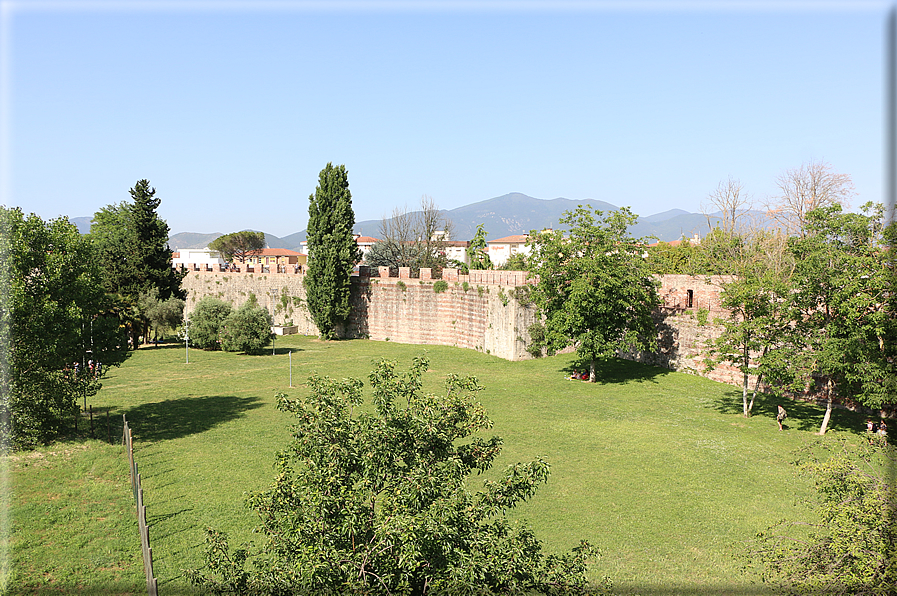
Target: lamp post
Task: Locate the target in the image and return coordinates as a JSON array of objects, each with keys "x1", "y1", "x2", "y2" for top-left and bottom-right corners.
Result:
[{"x1": 184, "y1": 318, "x2": 190, "y2": 364}]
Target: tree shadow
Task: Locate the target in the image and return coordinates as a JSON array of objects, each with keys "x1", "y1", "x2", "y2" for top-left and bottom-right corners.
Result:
[
  {"x1": 707, "y1": 389, "x2": 870, "y2": 435},
  {"x1": 562, "y1": 357, "x2": 674, "y2": 385},
  {"x1": 124, "y1": 394, "x2": 265, "y2": 442}
]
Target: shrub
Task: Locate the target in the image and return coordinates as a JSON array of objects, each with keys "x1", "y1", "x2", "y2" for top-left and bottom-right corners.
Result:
[
  {"x1": 219, "y1": 301, "x2": 272, "y2": 354},
  {"x1": 189, "y1": 297, "x2": 233, "y2": 350},
  {"x1": 433, "y1": 280, "x2": 449, "y2": 294},
  {"x1": 187, "y1": 357, "x2": 598, "y2": 595}
]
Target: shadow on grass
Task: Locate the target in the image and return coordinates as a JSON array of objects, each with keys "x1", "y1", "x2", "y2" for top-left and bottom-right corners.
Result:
[
  {"x1": 125, "y1": 394, "x2": 265, "y2": 442},
  {"x1": 562, "y1": 358, "x2": 674, "y2": 385},
  {"x1": 708, "y1": 389, "x2": 869, "y2": 435}
]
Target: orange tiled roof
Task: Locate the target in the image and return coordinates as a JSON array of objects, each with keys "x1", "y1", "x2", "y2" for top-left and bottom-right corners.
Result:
[
  {"x1": 256, "y1": 248, "x2": 302, "y2": 256},
  {"x1": 488, "y1": 235, "x2": 529, "y2": 244}
]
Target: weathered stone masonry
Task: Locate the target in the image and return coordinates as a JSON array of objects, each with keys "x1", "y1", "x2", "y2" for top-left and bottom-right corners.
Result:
[{"x1": 180, "y1": 266, "x2": 737, "y2": 382}]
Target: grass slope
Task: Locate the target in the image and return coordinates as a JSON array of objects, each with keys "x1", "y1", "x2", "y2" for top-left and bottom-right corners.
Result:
[{"x1": 9, "y1": 336, "x2": 874, "y2": 595}]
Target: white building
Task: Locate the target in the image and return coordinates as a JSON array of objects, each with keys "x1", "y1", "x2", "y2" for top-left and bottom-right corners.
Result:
[
  {"x1": 486, "y1": 235, "x2": 530, "y2": 268},
  {"x1": 171, "y1": 247, "x2": 226, "y2": 267}
]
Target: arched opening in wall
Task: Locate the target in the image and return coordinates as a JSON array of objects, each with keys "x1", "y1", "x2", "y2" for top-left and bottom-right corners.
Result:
[{"x1": 686, "y1": 289, "x2": 694, "y2": 309}]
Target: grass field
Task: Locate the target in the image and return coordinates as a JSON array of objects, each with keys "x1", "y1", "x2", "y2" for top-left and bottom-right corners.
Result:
[{"x1": 5, "y1": 335, "x2": 877, "y2": 595}]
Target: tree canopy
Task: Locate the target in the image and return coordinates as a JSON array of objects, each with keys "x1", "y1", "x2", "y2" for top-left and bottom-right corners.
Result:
[
  {"x1": 304, "y1": 163, "x2": 361, "y2": 339},
  {"x1": 1, "y1": 208, "x2": 127, "y2": 449},
  {"x1": 90, "y1": 180, "x2": 184, "y2": 346},
  {"x1": 527, "y1": 206, "x2": 660, "y2": 382},
  {"x1": 209, "y1": 231, "x2": 266, "y2": 263},
  {"x1": 187, "y1": 357, "x2": 601, "y2": 595}
]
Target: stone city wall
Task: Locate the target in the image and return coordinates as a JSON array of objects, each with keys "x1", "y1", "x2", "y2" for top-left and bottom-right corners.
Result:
[
  {"x1": 179, "y1": 266, "x2": 738, "y2": 381},
  {"x1": 180, "y1": 266, "x2": 540, "y2": 361}
]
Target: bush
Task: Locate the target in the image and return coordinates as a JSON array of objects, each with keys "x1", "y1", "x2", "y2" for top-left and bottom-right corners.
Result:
[
  {"x1": 433, "y1": 280, "x2": 449, "y2": 293},
  {"x1": 188, "y1": 297, "x2": 233, "y2": 350},
  {"x1": 219, "y1": 301, "x2": 272, "y2": 354},
  {"x1": 187, "y1": 357, "x2": 600, "y2": 595}
]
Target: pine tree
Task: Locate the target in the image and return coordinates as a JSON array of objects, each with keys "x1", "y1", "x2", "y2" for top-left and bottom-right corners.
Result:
[{"x1": 304, "y1": 164, "x2": 361, "y2": 339}]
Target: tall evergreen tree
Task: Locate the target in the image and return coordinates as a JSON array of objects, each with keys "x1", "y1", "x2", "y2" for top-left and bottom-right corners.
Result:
[
  {"x1": 304, "y1": 163, "x2": 361, "y2": 339},
  {"x1": 90, "y1": 180, "x2": 184, "y2": 346},
  {"x1": 130, "y1": 180, "x2": 184, "y2": 301}
]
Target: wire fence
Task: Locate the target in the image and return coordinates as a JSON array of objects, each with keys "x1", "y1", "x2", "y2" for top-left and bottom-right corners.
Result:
[{"x1": 123, "y1": 414, "x2": 158, "y2": 596}]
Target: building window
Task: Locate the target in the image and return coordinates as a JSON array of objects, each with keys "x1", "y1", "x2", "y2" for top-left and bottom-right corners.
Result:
[{"x1": 686, "y1": 289, "x2": 694, "y2": 308}]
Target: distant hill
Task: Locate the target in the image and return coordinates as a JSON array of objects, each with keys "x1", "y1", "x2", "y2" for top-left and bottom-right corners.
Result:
[
  {"x1": 167, "y1": 232, "x2": 224, "y2": 251},
  {"x1": 77, "y1": 193, "x2": 777, "y2": 250},
  {"x1": 71, "y1": 217, "x2": 93, "y2": 234}
]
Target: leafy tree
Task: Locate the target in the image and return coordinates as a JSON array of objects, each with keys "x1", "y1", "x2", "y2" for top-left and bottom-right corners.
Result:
[
  {"x1": 138, "y1": 288, "x2": 185, "y2": 341},
  {"x1": 1, "y1": 208, "x2": 127, "y2": 449},
  {"x1": 220, "y1": 300, "x2": 272, "y2": 355},
  {"x1": 467, "y1": 223, "x2": 493, "y2": 270},
  {"x1": 644, "y1": 239, "x2": 702, "y2": 275},
  {"x1": 187, "y1": 357, "x2": 602, "y2": 595},
  {"x1": 707, "y1": 233, "x2": 794, "y2": 417},
  {"x1": 304, "y1": 163, "x2": 361, "y2": 339},
  {"x1": 497, "y1": 252, "x2": 528, "y2": 271},
  {"x1": 748, "y1": 439, "x2": 896, "y2": 594},
  {"x1": 90, "y1": 180, "x2": 185, "y2": 346},
  {"x1": 188, "y1": 297, "x2": 233, "y2": 350},
  {"x1": 209, "y1": 230, "x2": 266, "y2": 263},
  {"x1": 527, "y1": 206, "x2": 661, "y2": 382},
  {"x1": 764, "y1": 204, "x2": 894, "y2": 435}
]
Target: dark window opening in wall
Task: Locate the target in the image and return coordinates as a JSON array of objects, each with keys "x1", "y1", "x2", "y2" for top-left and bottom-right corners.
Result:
[{"x1": 686, "y1": 289, "x2": 694, "y2": 308}]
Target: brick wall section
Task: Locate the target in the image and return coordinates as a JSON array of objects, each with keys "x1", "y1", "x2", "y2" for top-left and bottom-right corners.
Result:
[
  {"x1": 180, "y1": 269, "x2": 735, "y2": 380},
  {"x1": 181, "y1": 268, "x2": 541, "y2": 360}
]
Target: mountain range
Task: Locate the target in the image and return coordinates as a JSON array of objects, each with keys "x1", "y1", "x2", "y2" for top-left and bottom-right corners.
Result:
[{"x1": 73, "y1": 193, "x2": 761, "y2": 251}]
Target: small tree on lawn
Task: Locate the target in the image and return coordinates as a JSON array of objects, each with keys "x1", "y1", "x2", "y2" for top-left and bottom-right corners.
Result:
[
  {"x1": 220, "y1": 300, "x2": 272, "y2": 355},
  {"x1": 304, "y1": 163, "x2": 361, "y2": 339},
  {"x1": 527, "y1": 206, "x2": 660, "y2": 382},
  {"x1": 187, "y1": 357, "x2": 603, "y2": 595},
  {"x1": 706, "y1": 231, "x2": 794, "y2": 417},
  {"x1": 188, "y1": 297, "x2": 233, "y2": 350},
  {"x1": 765, "y1": 204, "x2": 894, "y2": 435}
]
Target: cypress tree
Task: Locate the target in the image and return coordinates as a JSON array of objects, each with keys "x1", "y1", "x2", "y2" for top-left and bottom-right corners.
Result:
[{"x1": 304, "y1": 163, "x2": 361, "y2": 339}]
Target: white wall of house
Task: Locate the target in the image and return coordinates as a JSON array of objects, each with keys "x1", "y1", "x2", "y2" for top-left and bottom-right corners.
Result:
[
  {"x1": 486, "y1": 235, "x2": 530, "y2": 267},
  {"x1": 172, "y1": 248, "x2": 226, "y2": 266}
]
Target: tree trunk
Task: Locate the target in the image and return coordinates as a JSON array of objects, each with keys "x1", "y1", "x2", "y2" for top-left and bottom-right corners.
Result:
[
  {"x1": 748, "y1": 372, "x2": 762, "y2": 416},
  {"x1": 818, "y1": 379, "x2": 833, "y2": 435},
  {"x1": 742, "y1": 345, "x2": 750, "y2": 416},
  {"x1": 589, "y1": 359, "x2": 597, "y2": 383}
]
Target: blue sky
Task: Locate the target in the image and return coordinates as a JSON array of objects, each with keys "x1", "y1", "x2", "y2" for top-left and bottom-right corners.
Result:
[{"x1": 1, "y1": 1, "x2": 890, "y2": 237}]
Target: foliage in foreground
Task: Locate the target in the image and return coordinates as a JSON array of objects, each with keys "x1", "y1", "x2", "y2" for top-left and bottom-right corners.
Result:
[
  {"x1": 748, "y1": 439, "x2": 896, "y2": 595},
  {"x1": 187, "y1": 357, "x2": 603, "y2": 595},
  {"x1": 0, "y1": 208, "x2": 127, "y2": 449}
]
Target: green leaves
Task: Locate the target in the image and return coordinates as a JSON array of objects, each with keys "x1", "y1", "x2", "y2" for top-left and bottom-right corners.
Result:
[
  {"x1": 304, "y1": 164, "x2": 361, "y2": 339},
  {"x1": 528, "y1": 206, "x2": 660, "y2": 381},
  {"x1": 209, "y1": 231, "x2": 266, "y2": 263},
  {"x1": 1, "y1": 208, "x2": 127, "y2": 449},
  {"x1": 188, "y1": 358, "x2": 600, "y2": 594}
]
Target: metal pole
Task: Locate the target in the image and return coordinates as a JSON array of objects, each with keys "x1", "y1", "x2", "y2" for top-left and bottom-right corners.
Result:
[
  {"x1": 289, "y1": 349, "x2": 293, "y2": 387},
  {"x1": 185, "y1": 318, "x2": 189, "y2": 364}
]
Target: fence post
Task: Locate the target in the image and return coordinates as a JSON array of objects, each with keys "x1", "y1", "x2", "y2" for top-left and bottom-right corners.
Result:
[{"x1": 122, "y1": 414, "x2": 158, "y2": 596}]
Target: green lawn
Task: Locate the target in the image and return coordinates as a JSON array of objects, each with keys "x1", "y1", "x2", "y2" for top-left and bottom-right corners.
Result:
[{"x1": 6, "y1": 336, "x2": 875, "y2": 595}]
